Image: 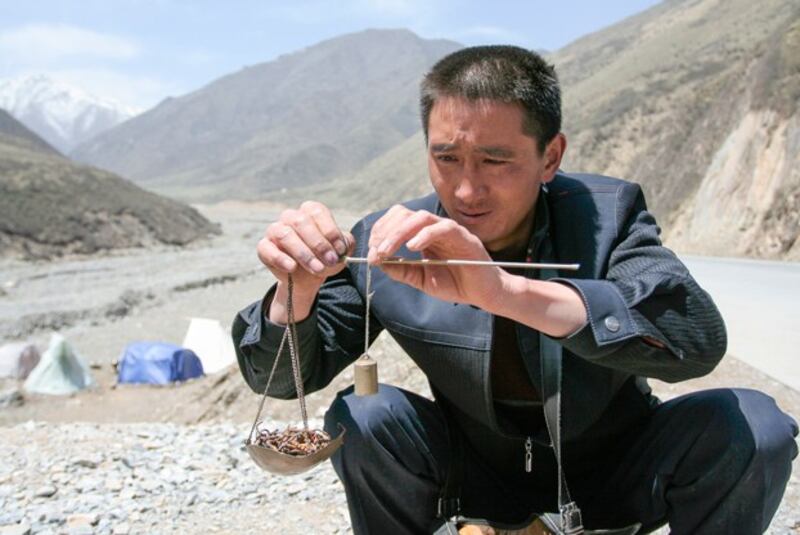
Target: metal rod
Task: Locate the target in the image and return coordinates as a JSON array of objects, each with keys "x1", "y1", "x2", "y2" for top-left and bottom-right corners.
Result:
[{"x1": 343, "y1": 256, "x2": 580, "y2": 271}]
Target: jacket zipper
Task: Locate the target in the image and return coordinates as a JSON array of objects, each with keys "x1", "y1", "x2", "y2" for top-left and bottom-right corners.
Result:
[{"x1": 525, "y1": 436, "x2": 533, "y2": 472}]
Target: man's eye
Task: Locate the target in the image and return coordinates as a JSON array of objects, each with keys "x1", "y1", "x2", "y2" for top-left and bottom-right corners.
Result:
[
  {"x1": 484, "y1": 158, "x2": 507, "y2": 165},
  {"x1": 436, "y1": 155, "x2": 457, "y2": 162}
]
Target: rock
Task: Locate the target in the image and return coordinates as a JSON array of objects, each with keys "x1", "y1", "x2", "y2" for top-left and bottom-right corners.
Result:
[
  {"x1": 0, "y1": 522, "x2": 31, "y2": 535},
  {"x1": 138, "y1": 479, "x2": 160, "y2": 493},
  {"x1": 33, "y1": 486, "x2": 57, "y2": 498},
  {"x1": 0, "y1": 388, "x2": 23, "y2": 408},
  {"x1": 118, "y1": 488, "x2": 137, "y2": 500},
  {"x1": 66, "y1": 513, "x2": 99, "y2": 527},
  {"x1": 104, "y1": 478, "x2": 123, "y2": 492},
  {"x1": 287, "y1": 483, "x2": 305, "y2": 496},
  {"x1": 112, "y1": 523, "x2": 130, "y2": 535},
  {"x1": 72, "y1": 458, "x2": 98, "y2": 469}
]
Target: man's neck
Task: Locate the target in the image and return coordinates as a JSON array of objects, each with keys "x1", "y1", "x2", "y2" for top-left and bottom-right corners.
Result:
[{"x1": 485, "y1": 206, "x2": 536, "y2": 256}]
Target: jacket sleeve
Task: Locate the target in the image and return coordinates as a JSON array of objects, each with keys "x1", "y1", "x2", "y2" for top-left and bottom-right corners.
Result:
[
  {"x1": 552, "y1": 183, "x2": 727, "y2": 383},
  {"x1": 232, "y1": 220, "x2": 382, "y2": 398}
]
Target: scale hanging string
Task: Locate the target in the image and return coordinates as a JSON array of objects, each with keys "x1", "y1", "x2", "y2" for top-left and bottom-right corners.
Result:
[
  {"x1": 353, "y1": 263, "x2": 379, "y2": 395},
  {"x1": 364, "y1": 264, "x2": 373, "y2": 355}
]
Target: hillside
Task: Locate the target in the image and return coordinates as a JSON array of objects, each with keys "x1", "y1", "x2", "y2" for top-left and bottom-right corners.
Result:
[
  {"x1": 553, "y1": 0, "x2": 799, "y2": 259},
  {"x1": 71, "y1": 29, "x2": 459, "y2": 202},
  {"x1": 0, "y1": 109, "x2": 60, "y2": 156},
  {"x1": 0, "y1": 112, "x2": 219, "y2": 260}
]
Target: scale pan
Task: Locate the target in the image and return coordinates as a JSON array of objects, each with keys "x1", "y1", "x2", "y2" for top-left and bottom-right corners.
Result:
[{"x1": 245, "y1": 425, "x2": 345, "y2": 476}]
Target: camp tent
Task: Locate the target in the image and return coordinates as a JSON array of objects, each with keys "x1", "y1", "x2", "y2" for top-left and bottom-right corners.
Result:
[
  {"x1": 182, "y1": 318, "x2": 236, "y2": 374},
  {"x1": 0, "y1": 342, "x2": 40, "y2": 380},
  {"x1": 24, "y1": 334, "x2": 94, "y2": 395},
  {"x1": 117, "y1": 342, "x2": 204, "y2": 385}
]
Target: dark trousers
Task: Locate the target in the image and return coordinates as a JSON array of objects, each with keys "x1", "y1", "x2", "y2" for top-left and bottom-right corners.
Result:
[{"x1": 323, "y1": 384, "x2": 798, "y2": 535}]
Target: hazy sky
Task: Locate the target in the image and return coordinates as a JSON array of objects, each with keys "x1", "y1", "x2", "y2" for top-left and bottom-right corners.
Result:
[{"x1": 0, "y1": 0, "x2": 661, "y2": 110}]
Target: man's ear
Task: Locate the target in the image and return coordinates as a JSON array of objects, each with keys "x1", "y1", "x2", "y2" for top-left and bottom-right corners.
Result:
[{"x1": 541, "y1": 133, "x2": 567, "y2": 183}]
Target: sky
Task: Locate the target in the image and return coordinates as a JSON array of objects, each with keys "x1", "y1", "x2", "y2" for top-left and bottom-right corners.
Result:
[{"x1": 0, "y1": 0, "x2": 662, "y2": 111}]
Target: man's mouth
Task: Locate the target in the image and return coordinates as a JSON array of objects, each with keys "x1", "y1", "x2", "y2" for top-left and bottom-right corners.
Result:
[{"x1": 456, "y1": 209, "x2": 491, "y2": 224}]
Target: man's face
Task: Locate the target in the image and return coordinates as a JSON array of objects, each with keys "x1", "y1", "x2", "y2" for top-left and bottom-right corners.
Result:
[{"x1": 427, "y1": 96, "x2": 555, "y2": 252}]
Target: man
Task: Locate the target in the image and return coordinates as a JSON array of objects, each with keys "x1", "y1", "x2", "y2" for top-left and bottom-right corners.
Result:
[{"x1": 234, "y1": 46, "x2": 797, "y2": 534}]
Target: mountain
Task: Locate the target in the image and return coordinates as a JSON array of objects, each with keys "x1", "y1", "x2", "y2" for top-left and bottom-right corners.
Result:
[
  {"x1": 0, "y1": 75, "x2": 137, "y2": 153},
  {"x1": 0, "y1": 109, "x2": 219, "y2": 260},
  {"x1": 303, "y1": 0, "x2": 799, "y2": 260},
  {"x1": 278, "y1": 130, "x2": 431, "y2": 211},
  {"x1": 71, "y1": 29, "x2": 459, "y2": 202}
]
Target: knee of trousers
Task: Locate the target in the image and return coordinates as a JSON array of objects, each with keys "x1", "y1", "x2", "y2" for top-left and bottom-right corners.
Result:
[
  {"x1": 689, "y1": 388, "x2": 798, "y2": 476},
  {"x1": 323, "y1": 383, "x2": 426, "y2": 469}
]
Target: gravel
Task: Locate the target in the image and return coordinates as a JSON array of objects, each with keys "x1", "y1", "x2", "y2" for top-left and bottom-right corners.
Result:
[
  {"x1": 1, "y1": 416, "x2": 797, "y2": 534},
  {"x1": 0, "y1": 420, "x2": 351, "y2": 534}
]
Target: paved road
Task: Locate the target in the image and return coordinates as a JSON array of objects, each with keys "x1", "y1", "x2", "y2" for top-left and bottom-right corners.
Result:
[{"x1": 682, "y1": 255, "x2": 800, "y2": 391}]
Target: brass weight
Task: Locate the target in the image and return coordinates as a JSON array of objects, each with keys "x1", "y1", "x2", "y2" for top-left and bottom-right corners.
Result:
[{"x1": 354, "y1": 354, "x2": 378, "y2": 395}]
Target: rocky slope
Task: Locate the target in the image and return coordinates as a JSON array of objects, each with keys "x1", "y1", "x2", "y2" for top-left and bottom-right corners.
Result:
[
  {"x1": 0, "y1": 111, "x2": 219, "y2": 260},
  {"x1": 553, "y1": 0, "x2": 799, "y2": 259}
]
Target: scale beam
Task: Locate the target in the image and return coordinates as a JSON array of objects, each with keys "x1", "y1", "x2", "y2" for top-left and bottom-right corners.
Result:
[{"x1": 343, "y1": 256, "x2": 580, "y2": 271}]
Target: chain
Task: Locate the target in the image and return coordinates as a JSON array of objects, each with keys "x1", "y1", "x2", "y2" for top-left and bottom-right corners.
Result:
[
  {"x1": 248, "y1": 274, "x2": 309, "y2": 442},
  {"x1": 285, "y1": 275, "x2": 309, "y2": 430},
  {"x1": 248, "y1": 327, "x2": 288, "y2": 442}
]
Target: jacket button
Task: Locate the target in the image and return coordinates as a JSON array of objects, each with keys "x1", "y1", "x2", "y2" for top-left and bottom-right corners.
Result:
[{"x1": 604, "y1": 316, "x2": 620, "y2": 333}]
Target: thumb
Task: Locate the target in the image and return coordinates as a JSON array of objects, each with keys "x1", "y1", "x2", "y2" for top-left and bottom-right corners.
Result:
[{"x1": 341, "y1": 230, "x2": 357, "y2": 258}]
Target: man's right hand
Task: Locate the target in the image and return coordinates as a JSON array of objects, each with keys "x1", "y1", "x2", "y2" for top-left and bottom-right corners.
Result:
[{"x1": 257, "y1": 201, "x2": 354, "y2": 324}]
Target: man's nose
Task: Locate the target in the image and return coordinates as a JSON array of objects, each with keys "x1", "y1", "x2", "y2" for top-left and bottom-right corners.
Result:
[{"x1": 454, "y1": 167, "x2": 486, "y2": 203}]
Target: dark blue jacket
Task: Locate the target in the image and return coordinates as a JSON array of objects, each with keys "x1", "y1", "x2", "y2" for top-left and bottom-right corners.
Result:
[{"x1": 234, "y1": 172, "x2": 727, "y2": 447}]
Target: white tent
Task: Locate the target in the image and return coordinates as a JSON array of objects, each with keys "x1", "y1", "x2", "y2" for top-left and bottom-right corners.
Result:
[
  {"x1": 24, "y1": 334, "x2": 94, "y2": 395},
  {"x1": 182, "y1": 318, "x2": 236, "y2": 374},
  {"x1": 0, "y1": 342, "x2": 40, "y2": 379}
]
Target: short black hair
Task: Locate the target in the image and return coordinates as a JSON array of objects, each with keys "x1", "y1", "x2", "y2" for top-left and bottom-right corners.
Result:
[{"x1": 420, "y1": 46, "x2": 561, "y2": 153}]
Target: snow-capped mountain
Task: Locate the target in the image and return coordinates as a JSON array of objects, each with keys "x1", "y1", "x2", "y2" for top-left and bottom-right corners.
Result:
[{"x1": 0, "y1": 75, "x2": 138, "y2": 153}]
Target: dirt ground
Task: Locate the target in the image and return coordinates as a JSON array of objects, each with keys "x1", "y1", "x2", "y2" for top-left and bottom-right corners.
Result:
[{"x1": 3, "y1": 343, "x2": 797, "y2": 429}]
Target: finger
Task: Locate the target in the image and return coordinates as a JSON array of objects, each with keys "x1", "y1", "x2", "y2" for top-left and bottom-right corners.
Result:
[
  {"x1": 257, "y1": 237, "x2": 297, "y2": 274},
  {"x1": 406, "y1": 219, "x2": 461, "y2": 251},
  {"x1": 301, "y1": 201, "x2": 348, "y2": 256},
  {"x1": 379, "y1": 262, "x2": 424, "y2": 290},
  {"x1": 368, "y1": 205, "x2": 411, "y2": 264},
  {"x1": 284, "y1": 209, "x2": 340, "y2": 267},
  {"x1": 267, "y1": 223, "x2": 326, "y2": 274},
  {"x1": 341, "y1": 230, "x2": 356, "y2": 256},
  {"x1": 369, "y1": 205, "x2": 409, "y2": 250},
  {"x1": 375, "y1": 209, "x2": 440, "y2": 258}
]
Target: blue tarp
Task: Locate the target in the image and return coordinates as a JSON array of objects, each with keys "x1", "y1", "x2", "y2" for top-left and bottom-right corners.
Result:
[{"x1": 117, "y1": 342, "x2": 204, "y2": 385}]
